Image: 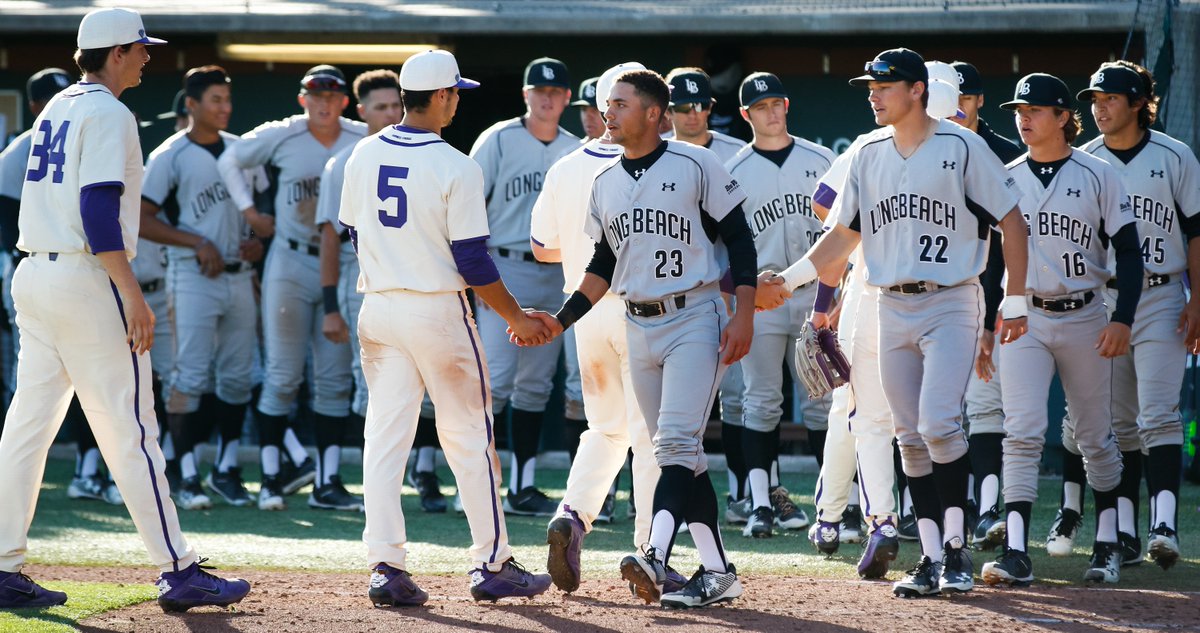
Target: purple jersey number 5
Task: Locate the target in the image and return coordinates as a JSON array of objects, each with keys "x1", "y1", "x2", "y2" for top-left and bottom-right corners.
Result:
[{"x1": 377, "y1": 165, "x2": 409, "y2": 229}]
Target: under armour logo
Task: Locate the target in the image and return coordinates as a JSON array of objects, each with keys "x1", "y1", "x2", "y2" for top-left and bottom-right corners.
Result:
[
  {"x1": 1094, "y1": 71, "x2": 1105, "y2": 85},
  {"x1": 661, "y1": 182, "x2": 676, "y2": 191},
  {"x1": 138, "y1": 29, "x2": 145, "y2": 38},
  {"x1": 753, "y1": 79, "x2": 769, "y2": 92},
  {"x1": 1040, "y1": 167, "x2": 1054, "y2": 174},
  {"x1": 685, "y1": 79, "x2": 699, "y2": 94},
  {"x1": 633, "y1": 168, "x2": 646, "y2": 179},
  {"x1": 943, "y1": 161, "x2": 956, "y2": 170},
  {"x1": 956, "y1": 71, "x2": 965, "y2": 85},
  {"x1": 805, "y1": 170, "x2": 818, "y2": 178},
  {"x1": 1151, "y1": 170, "x2": 1164, "y2": 178},
  {"x1": 1066, "y1": 188, "x2": 1081, "y2": 197},
  {"x1": 1019, "y1": 82, "x2": 1031, "y2": 96},
  {"x1": 584, "y1": 84, "x2": 595, "y2": 98},
  {"x1": 542, "y1": 66, "x2": 555, "y2": 80}
]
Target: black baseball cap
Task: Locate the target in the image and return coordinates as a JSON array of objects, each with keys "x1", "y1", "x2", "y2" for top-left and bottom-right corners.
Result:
[
  {"x1": 850, "y1": 48, "x2": 928, "y2": 87},
  {"x1": 1000, "y1": 73, "x2": 1072, "y2": 110},
  {"x1": 1076, "y1": 64, "x2": 1144, "y2": 101},
  {"x1": 156, "y1": 89, "x2": 187, "y2": 120},
  {"x1": 26, "y1": 68, "x2": 72, "y2": 104},
  {"x1": 300, "y1": 65, "x2": 347, "y2": 94},
  {"x1": 740, "y1": 72, "x2": 787, "y2": 108},
  {"x1": 571, "y1": 77, "x2": 599, "y2": 108},
  {"x1": 524, "y1": 57, "x2": 570, "y2": 89},
  {"x1": 667, "y1": 71, "x2": 712, "y2": 105},
  {"x1": 950, "y1": 61, "x2": 984, "y2": 95}
]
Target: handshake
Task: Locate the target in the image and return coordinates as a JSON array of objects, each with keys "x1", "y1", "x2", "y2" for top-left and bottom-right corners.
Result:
[
  {"x1": 754, "y1": 270, "x2": 792, "y2": 311},
  {"x1": 507, "y1": 310, "x2": 564, "y2": 347}
]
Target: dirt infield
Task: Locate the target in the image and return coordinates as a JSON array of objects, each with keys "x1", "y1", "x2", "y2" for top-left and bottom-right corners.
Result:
[{"x1": 31, "y1": 565, "x2": 1196, "y2": 632}]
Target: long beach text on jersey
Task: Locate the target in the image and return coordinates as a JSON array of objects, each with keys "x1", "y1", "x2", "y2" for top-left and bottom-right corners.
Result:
[
  {"x1": 749, "y1": 193, "x2": 814, "y2": 238},
  {"x1": 505, "y1": 171, "x2": 543, "y2": 203},
  {"x1": 1129, "y1": 194, "x2": 1174, "y2": 233},
  {"x1": 1024, "y1": 209, "x2": 1095, "y2": 249},
  {"x1": 867, "y1": 193, "x2": 957, "y2": 234},
  {"x1": 286, "y1": 176, "x2": 319, "y2": 206},
  {"x1": 606, "y1": 207, "x2": 693, "y2": 250},
  {"x1": 190, "y1": 181, "x2": 231, "y2": 221}
]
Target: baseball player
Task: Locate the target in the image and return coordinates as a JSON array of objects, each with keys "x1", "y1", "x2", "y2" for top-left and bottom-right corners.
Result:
[
  {"x1": 766, "y1": 48, "x2": 1030, "y2": 597},
  {"x1": 978, "y1": 73, "x2": 1137, "y2": 586},
  {"x1": 469, "y1": 57, "x2": 579, "y2": 516},
  {"x1": 572, "y1": 77, "x2": 605, "y2": 142},
  {"x1": 1073, "y1": 61, "x2": 1200, "y2": 570},
  {"x1": 0, "y1": 8, "x2": 249, "y2": 611},
  {"x1": 339, "y1": 49, "x2": 552, "y2": 605},
  {"x1": 140, "y1": 65, "x2": 261, "y2": 509},
  {"x1": 218, "y1": 64, "x2": 366, "y2": 511},
  {"x1": 725, "y1": 72, "x2": 831, "y2": 540},
  {"x1": 524, "y1": 68, "x2": 755, "y2": 609}
]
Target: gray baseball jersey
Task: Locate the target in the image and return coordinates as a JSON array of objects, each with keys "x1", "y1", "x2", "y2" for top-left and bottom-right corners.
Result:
[
  {"x1": 726, "y1": 136, "x2": 834, "y2": 272},
  {"x1": 1007, "y1": 149, "x2": 1135, "y2": 297},
  {"x1": 705, "y1": 131, "x2": 746, "y2": 164},
  {"x1": 222, "y1": 115, "x2": 366, "y2": 245},
  {"x1": 835, "y1": 120, "x2": 1020, "y2": 288},
  {"x1": 0, "y1": 130, "x2": 32, "y2": 200},
  {"x1": 469, "y1": 117, "x2": 579, "y2": 251},
  {"x1": 585, "y1": 140, "x2": 746, "y2": 302},
  {"x1": 316, "y1": 142, "x2": 356, "y2": 262}
]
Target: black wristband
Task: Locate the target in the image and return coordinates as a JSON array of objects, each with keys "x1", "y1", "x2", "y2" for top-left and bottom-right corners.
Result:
[
  {"x1": 322, "y1": 285, "x2": 339, "y2": 315},
  {"x1": 554, "y1": 291, "x2": 594, "y2": 331}
]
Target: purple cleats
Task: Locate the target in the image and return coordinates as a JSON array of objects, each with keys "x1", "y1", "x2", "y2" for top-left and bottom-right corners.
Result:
[
  {"x1": 469, "y1": 559, "x2": 551, "y2": 602},
  {"x1": 369, "y1": 564, "x2": 429, "y2": 607},
  {"x1": 857, "y1": 517, "x2": 900, "y2": 579},
  {"x1": 546, "y1": 509, "x2": 585, "y2": 593},
  {"x1": 809, "y1": 520, "x2": 841, "y2": 555},
  {"x1": 0, "y1": 571, "x2": 67, "y2": 608},
  {"x1": 663, "y1": 565, "x2": 688, "y2": 594},
  {"x1": 156, "y1": 559, "x2": 251, "y2": 613}
]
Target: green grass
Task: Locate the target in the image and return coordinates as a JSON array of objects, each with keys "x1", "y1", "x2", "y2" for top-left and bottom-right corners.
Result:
[
  {"x1": 0, "y1": 581, "x2": 156, "y2": 633},
  {"x1": 9, "y1": 457, "x2": 1200, "y2": 630}
]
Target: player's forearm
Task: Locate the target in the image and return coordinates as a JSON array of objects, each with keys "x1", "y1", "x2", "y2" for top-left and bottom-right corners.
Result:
[
  {"x1": 781, "y1": 225, "x2": 859, "y2": 290},
  {"x1": 139, "y1": 200, "x2": 203, "y2": 248},
  {"x1": 732, "y1": 284, "x2": 756, "y2": 320},
  {"x1": 998, "y1": 208, "x2": 1029, "y2": 297},
  {"x1": 217, "y1": 151, "x2": 256, "y2": 211},
  {"x1": 1110, "y1": 224, "x2": 1144, "y2": 326},
  {"x1": 96, "y1": 250, "x2": 143, "y2": 303},
  {"x1": 531, "y1": 240, "x2": 562, "y2": 263},
  {"x1": 472, "y1": 280, "x2": 527, "y2": 323},
  {"x1": 319, "y1": 223, "x2": 342, "y2": 287}
]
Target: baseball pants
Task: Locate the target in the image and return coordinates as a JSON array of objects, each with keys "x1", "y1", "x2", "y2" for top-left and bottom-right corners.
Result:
[
  {"x1": 336, "y1": 250, "x2": 368, "y2": 417},
  {"x1": 964, "y1": 358, "x2": 1005, "y2": 436}
]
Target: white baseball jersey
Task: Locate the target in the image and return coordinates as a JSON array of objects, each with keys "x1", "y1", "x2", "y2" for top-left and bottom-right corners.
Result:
[
  {"x1": 727, "y1": 137, "x2": 834, "y2": 272},
  {"x1": 1008, "y1": 149, "x2": 1135, "y2": 296},
  {"x1": 142, "y1": 130, "x2": 249, "y2": 264},
  {"x1": 317, "y1": 143, "x2": 356, "y2": 258},
  {"x1": 469, "y1": 117, "x2": 579, "y2": 251},
  {"x1": 834, "y1": 119, "x2": 1019, "y2": 288},
  {"x1": 1082, "y1": 130, "x2": 1200, "y2": 277},
  {"x1": 530, "y1": 139, "x2": 622, "y2": 292},
  {"x1": 222, "y1": 114, "x2": 366, "y2": 246},
  {"x1": 17, "y1": 83, "x2": 142, "y2": 260},
  {"x1": 0, "y1": 130, "x2": 33, "y2": 200},
  {"x1": 585, "y1": 140, "x2": 746, "y2": 302},
  {"x1": 340, "y1": 125, "x2": 490, "y2": 294},
  {"x1": 705, "y1": 131, "x2": 746, "y2": 164}
]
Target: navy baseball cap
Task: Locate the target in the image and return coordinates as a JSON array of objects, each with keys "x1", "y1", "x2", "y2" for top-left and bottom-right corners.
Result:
[
  {"x1": 300, "y1": 65, "x2": 347, "y2": 94},
  {"x1": 156, "y1": 89, "x2": 187, "y2": 120},
  {"x1": 668, "y1": 71, "x2": 712, "y2": 106},
  {"x1": 1000, "y1": 73, "x2": 1072, "y2": 110},
  {"x1": 950, "y1": 61, "x2": 984, "y2": 95},
  {"x1": 26, "y1": 68, "x2": 72, "y2": 104},
  {"x1": 571, "y1": 77, "x2": 599, "y2": 107},
  {"x1": 1076, "y1": 64, "x2": 1144, "y2": 101},
  {"x1": 850, "y1": 48, "x2": 928, "y2": 87},
  {"x1": 740, "y1": 72, "x2": 787, "y2": 108},
  {"x1": 524, "y1": 58, "x2": 570, "y2": 89}
]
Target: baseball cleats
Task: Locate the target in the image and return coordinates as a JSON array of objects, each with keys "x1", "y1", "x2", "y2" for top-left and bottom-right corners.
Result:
[
  {"x1": 724, "y1": 496, "x2": 751, "y2": 525},
  {"x1": 1147, "y1": 523, "x2": 1180, "y2": 570},
  {"x1": 840, "y1": 504, "x2": 864, "y2": 544},
  {"x1": 972, "y1": 505, "x2": 1005, "y2": 550},
  {"x1": 258, "y1": 475, "x2": 286, "y2": 511},
  {"x1": 663, "y1": 565, "x2": 687, "y2": 594},
  {"x1": 1046, "y1": 508, "x2": 1082, "y2": 557},
  {"x1": 808, "y1": 520, "x2": 840, "y2": 555},
  {"x1": 1084, "y1": 541, "x2": 1122, "y2": 583},
  {"x1": 743, "y1": 506, "x2": 774, "y2": 538},
  {"x1": 770, "y1": 487, "x2": 808, "y2": 530},
  {"x1": 893, "y1": 555, "x2": 942, "y2": 598},
  {"x1": 595, "y1": 493, "x2": 616, "y2": 524},
  {"x1": 176, "y1": 476, "x2": 213, "y2": 511},
  {"x1": 546, "y1": 510, "x2": 584, "y2": 593},
  {"x1": 939, "y1": 538, "x2": 974, "y2": 594},
  {"x1": 897, "y1": 512, "x2": 919, "y2": 541},
  {"x1": 857, "y1": 518, "x2": 900, "y2": 579},
  {"x1": 68, "y1": 475, "x2": 123, "y2": 506},
  {"x1": 407, "y1": 470, "x2": 447, "y2": 513},
  {"x1": 308, "y1": 475, "x2": 364, "y2": 511},
  {"x1": 1118, "y1": 531, "x2": 1143, "y2": 567},
  {"x1": 206, "y1": 468, "x2": 252, "y2": 507},
  {"x1": 981, "y1": 547, "x2": 1034, "y2": 587},
  {"x1": 369, "y1": 564, "x2": 428, "y2": 607},
  {"x1": 620, "y1": 545, "x2": 667, "y2": 604},
  {"x1": 156, "y1": 559, "x2": 251, "y2": 613},
  {"x1": 661, "y1": 564, "x2": 742, "y2": 609},
  {"x1": 504, "y1": 486, "x2": 558, "y2": 517},
  {"x1": 278, "y1": 456, "x2": 317, "y2": 496},
  {"x1": 0, "y1": 571, "x2": 67, "y2": 608},
  {"x1": 468, "y1": 559, "x2": 551, "y2": 602}
]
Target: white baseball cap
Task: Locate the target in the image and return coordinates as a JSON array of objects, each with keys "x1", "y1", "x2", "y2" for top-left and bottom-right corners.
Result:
[
  {"x1": 596, "y1": 62, "x2": 647, "y2": 114},
  {"x1": 925, "y1": 61, "x2": 966, "y2": 119},
  {"x1": 77, "y1": 8, "x2": 167, "y2": 50},
  {"x1": 400, "y1": 50, "x2": 479, "y2": 91}
]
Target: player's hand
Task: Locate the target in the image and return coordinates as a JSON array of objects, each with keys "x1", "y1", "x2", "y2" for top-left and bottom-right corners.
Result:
[
  {"x1": 124, "y1": 294, "x2": 155, "y2": 355},
  {"x1": 998, "y1": 316, "x2": 1027, "y2": 344},
  {"x1": 1179, "y1": 298, "x2": 1200, "y2": 354},
  {"x1": 508, "y1": 311, "x2": 556, "y2": 346},
  {"x1": 975, "y1": 329, "x2": 996, "y2": 381},
  {"x1": 719, "y1": 312, "x2": 753, "y2": 365},
  {"x1": 755, "y1": 271, "x2": 791, "y2": 311},
  {"x1": 827, "y1": 301, "x2": 844, "y2": 331},
  {"x1": 239, "y1": 237, "x2": 265, "y2": 263},
  {"x1": 810, "y1": 311, "x2": 831, "y2": 330},
  {"x1": 244, "y1": 207, "x2": 275, "y2": 238},
  {"x1": 194, "y1": 238, "x2": 225, "y2": 278},
  {"x1": 322, "y1": 312, "x2": 350, "y2": 344},
  {"x1": 1096, "y1": 322, "x2": 1132, "y2": 358}
]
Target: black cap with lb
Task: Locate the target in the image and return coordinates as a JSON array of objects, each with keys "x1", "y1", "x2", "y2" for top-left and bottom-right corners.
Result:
[
  {"x1": 571, "y1": 77, "x2": 599, "y2": 108},
  {"x1": 1076, "y1": 64, "x2": 1144, "y2": 101},
  {"x1": 1000, "y1": 73, "x2": 1072, "y2": 110},
  {"x1": 950, "y1": 61, "x2": 983, "y2": 95},
  {"x1": 667, "y1": 71, "x2": 712, "y2": 106},
  {"x1": 524, "y1": 57, "x2": 570, "y2": 89},
  {"x1": 740, "y1": 72, "x2": 787, "y2": 108},
  {"x1": 26, "y1": 68, "x2": 72, "y2": 104},
  {"x1": 850, "y1": 48, "x2": 928, "y2": 87}
]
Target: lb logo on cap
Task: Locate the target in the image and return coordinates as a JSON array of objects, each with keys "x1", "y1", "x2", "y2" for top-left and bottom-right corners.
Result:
[
  {"x1": 584, "y1": 84, "x2": 595, "y2": 98},
  {"x1": 1094, "y1": 71, "x2": 1105, "y2": 85},
  {"x1": 1019, "y1": 81, "x2": 1031, "y2": 96},
  {"x1": 956, "y1": 71, "x2": 965, "y2": 85},
  {"x1": 685, "y1": 79, "x2": 700, "y2": 94},
  {"x1": 542, "y1": 65, "x2": 555, "y2": 80},
  {"x1": 753, "y1": 79, "x2": 769, "y2": 92}
]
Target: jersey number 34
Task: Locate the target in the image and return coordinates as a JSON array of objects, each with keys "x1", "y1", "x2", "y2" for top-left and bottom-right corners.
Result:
[
  {"x1": 377, "y1": 165, "x2": 409, "y2": 229},
  {"x1": 25, "y1": 120, "x2": 70, "y2": 184}
]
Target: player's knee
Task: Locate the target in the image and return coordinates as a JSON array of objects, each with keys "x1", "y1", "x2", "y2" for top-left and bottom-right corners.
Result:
[{"x1": 164, "y1": 388, "x2": 201, "y2": 416}]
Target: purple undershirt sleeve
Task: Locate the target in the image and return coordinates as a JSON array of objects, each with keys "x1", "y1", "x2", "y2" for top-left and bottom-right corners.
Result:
[
  {"x1": 339, "y1": 221, "x2": 359, "y2": 254},
  {"x1": 80, "y1": 183, "x2": 125, "y2": 254},
  {"x1": 451, "y1": 236, "x2": 500, "y2": 286}
]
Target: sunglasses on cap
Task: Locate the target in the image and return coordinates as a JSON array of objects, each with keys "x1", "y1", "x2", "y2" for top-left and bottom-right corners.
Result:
[
  {"x1": 670, "y1": 102, "x2": 709, "y2": 114},
  {"x1": 300, "y1": 74, "x2": 346, "y2": 93},
  {"x1": 863, "y1": 60, "x2": 918, "y2": 81}
]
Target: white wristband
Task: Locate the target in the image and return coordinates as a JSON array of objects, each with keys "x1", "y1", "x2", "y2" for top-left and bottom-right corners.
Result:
[
  {"x1": 780, "y1": 259, "x2": 817, "y2": 291},
  {"x1": 999, "y1": 295, "x2": 1028, "y2": 320}
]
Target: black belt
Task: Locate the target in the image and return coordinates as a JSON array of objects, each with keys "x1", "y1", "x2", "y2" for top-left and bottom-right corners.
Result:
[
  {"x1": 286, "y1": 238, "x2": 320, "y2": 257},
  {"x1": 495, "y1": 247, "x2": 548, "y2": 265},
  {"x1": 1107, "y1": 273, "x2": 1170, "y2": 289},
  {"x1": 140, "y1": 279, "x2": 162, "y2": 294},
  {"x1": 339, "y1": 230, "x2": 351, "y2": 244},
  {"x1": 885, "y1": 281, "x2": 939, "y2": 295},
  {"x1": 1032, "y1": 291, "x2": 1095, "y2": 312},
  {"x1": 626, "y1": 295, "x2": 686, "y2": 318},
  {"x1": 223, "y1": 261, "x2": 250, "y2": 274}
]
